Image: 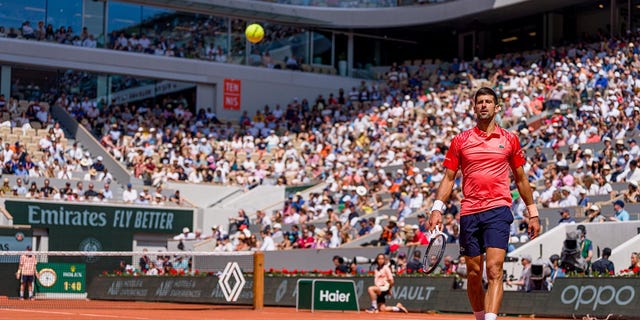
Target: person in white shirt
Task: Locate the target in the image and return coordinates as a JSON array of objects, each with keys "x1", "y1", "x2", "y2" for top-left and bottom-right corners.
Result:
[
  {"x1": 122, "y1": 183, "x2": 138, "y2": 203},
  {"x1": 102, "y1": 183, "x2": 113, "y2": 200},
  {"x1": 173, "y1": 227, "x2": 196, "y2": 240},
  {"x1": 259, "y1": 229, "x2": 276, "y2": 251},
  {"x1": 558, "y1": 187, "x2": 578, "y2": 207}
]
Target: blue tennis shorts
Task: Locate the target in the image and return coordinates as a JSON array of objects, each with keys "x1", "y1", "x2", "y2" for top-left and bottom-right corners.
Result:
[{"x1": 459, "y1": 206, "x2": 513, "y2": 257}]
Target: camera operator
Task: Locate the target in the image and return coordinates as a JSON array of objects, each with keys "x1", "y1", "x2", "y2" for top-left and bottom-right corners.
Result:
[
  {"x1": 546, "y1": 254, "x2": 565, "y2": 290},
  {"x1": 506, "y1": 255, "x2": 534, "y2": 292},
  {"x1": 333, "y1": 255, "x2": 350, "y2": 275}
]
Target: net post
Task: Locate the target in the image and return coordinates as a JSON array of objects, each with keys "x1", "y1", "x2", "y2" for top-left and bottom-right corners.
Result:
[{"x1": 253, "y1": 251, "x2": 264, "y2": 311}]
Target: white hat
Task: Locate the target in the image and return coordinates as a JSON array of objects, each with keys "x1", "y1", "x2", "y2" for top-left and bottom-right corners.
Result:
[
  {"x1": 584, "y1": 149, "x2": 593, "y2": 156},
  {"x1": 356, "y1": 186, "x2": 367, "y2": 196},
  {"x1": 571, "y1": 144, "x2": 579, "y2": 152},
  {"x1": 182, "y1": 227, "x2": 190, "y2": 233},
  {"x1": 97, "y1": 156, "x2": 103, "y2": 161},
  {"x1": 273, "y1": 223, "x2": 282, "y2": 229},
  {"x1": 589, "y1": 204, "x2": 600, "y2": 211},
  {"x1": 411, "y1": 224, "x2": 419, "y2": 230},
  {"x1": 343, "y1": 195, "x2": 352, "y2": 202},
  {"x1": 389, "y1": 216, "x2": 398, "y2": 223}
]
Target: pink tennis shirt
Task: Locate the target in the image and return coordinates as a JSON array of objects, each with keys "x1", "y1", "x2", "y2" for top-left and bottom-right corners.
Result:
[{"x1": 442, "y1": 126, "x2": 526, "y2": 216}]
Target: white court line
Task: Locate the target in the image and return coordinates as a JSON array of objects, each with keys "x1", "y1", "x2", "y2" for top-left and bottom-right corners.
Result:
[
  {"x1": 78, "y1": 313, "x2": 149, "y2": 320},
  {"x1": 4, "y1": 308, "x2": 149, "y2": 320},
  {"x1": 3, "y1": 309, "x2": 75, "y2": 315}
]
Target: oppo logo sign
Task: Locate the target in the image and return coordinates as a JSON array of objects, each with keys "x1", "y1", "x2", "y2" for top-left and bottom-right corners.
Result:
[{"x1": 560, "y1": 285, "x2": 635, "y2": 311}]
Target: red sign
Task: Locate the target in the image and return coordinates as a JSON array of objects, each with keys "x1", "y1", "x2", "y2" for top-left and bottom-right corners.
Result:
[{"x1": 223, "y1": 79, "x2": 241, "y2": 110}]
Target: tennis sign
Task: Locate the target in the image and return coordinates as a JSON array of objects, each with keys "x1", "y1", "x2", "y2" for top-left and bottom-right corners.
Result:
[{"x1": 297, "y1": 279, "x2": 359, "y2": 312}]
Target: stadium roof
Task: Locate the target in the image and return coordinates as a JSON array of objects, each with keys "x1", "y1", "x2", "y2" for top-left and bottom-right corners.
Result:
[{"x1": 125, "y1": 0, "x2": 591, "y2": 28}]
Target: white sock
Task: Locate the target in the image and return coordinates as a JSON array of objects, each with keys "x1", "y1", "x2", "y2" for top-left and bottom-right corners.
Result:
[
  {"x1": 371, "y1": 301, "x2": 377, "y2": 309},
  {"x1": 474, "y1": 311, "x2": 485, "y2": 320},
  {"x1": 392, "y1": 306, "x2": 400, "y2": 312},
  {"x1": 485, "y1": 312, "x2": 497, "y2": 320}
]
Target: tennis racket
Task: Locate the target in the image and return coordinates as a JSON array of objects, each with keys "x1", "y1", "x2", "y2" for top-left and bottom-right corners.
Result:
[{"x1": 422, "y1": 226, "x2": 447, "y2": 274}]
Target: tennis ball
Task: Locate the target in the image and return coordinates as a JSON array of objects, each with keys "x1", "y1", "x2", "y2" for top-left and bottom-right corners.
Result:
[{"x1": 245, "y1": 24, "x2": 264, "y2": 44}]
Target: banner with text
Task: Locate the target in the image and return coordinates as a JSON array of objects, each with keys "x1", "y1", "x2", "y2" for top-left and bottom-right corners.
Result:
[
  {"x1": 6, "y1": 200, "x2": 193, "y2": 234},
  {"x1": 223, "y1": 79, "x2": 241, "y2": 110},
  {"x1": 87, "y1": 276, "x2": 640, "y2": 319}
]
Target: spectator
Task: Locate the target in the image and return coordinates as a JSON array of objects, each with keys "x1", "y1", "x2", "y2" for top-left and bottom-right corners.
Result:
[
  {"x1": 584, "y1": 204, "x2": 605, "y2": 223},
  {"x1": 405, "y1": 224, "x2": 428, "y2": 246},
  {"x1": 259, "y1": 228, "x2": 276, "y2": 251},
  {"x1": 609, "y1": 199, "x2": 630, "y2": 222},
  {"x1": 591, "y1": 247, "x2": 614, "y2": 275},
  {"x1": 628, "y1": 252, "x2": 640, "y2": 274},
  {"x1": 558, "y1": 208, "x2": 576, "y2": 224},
  {"x1": 122, "y1": 183, "x2": 137, "y2": 203},
  {"x1": 405, "y1": 250, "x2": 424, "y2": 274}
]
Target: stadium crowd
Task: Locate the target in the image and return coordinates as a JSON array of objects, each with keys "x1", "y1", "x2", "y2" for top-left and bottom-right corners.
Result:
[
  {"x1": 185, "y1": 34, "x2": 640, "y2": 259},
  {"x1": 5, "y1": 18, "x2": 640, "y2": 261}
]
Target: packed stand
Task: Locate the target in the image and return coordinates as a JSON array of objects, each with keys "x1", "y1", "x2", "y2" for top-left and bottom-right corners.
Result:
[{"x1": 162, "y1": 34, "x2": 640, "y2": 254}]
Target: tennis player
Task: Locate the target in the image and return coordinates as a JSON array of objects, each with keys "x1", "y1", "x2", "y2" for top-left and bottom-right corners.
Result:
[
  {"x1": 429, "y1": 87, "x2": 540, "y2": 320},
  {"x1": 365, "y1": 253, "x2": 408, "y2": 313}
]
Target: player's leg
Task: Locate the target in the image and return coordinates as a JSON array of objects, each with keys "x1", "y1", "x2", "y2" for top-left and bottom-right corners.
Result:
[
  {"x1": 460, "y1": 213, "x2": 485, "y2": 320},
  {"x1": 482, "y1": 206, "x2": 513, "y2": 320},
  {"x1": 465, "y1": 254, "x2": 486, "y2": 317},
  {"x1": 484, "y1": 248, "x2": 506, "y2": 316}
]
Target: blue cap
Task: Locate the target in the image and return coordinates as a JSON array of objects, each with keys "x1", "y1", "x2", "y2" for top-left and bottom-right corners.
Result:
[
  {"x1": 614, "y1": 200, "x2": 625, "y2": 208},
  {"x1": 127, "y1": 183, "x2": 132, "y2": 188}
]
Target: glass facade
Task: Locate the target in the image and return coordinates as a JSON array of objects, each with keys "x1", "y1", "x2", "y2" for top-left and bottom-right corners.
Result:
[
  {"x1": 251, "y1": 0, "x2": 459, "y2": 8},
  {"x1": 0, "y1": 0, "x2": 372, "y2": 77}
]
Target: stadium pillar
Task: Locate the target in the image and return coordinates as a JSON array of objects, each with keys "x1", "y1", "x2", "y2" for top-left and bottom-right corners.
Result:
[
  {"x1": 253, "y1": 251, "x2": 264, "y2": 311},
  {"x1": 97, "y1": 75, "x2": 109, "y2": 103},
  {"x1": 347, "y1": 32, "x2": 354, "y2": 77},
  {"x1": 0, "y1": 66, "x2": 10, "y2": 98},
  {"x1": 196, "y1": 84, "x2": 215, "y2": 114}
]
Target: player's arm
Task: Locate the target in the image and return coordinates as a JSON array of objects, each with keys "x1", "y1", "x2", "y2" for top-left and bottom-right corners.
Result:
[
  {"x1": 513, "y1": 166, "x2": 540, "y2": 239},
  {"x1": 429, "y1": 168, "x2": 457, "y2": 229}
]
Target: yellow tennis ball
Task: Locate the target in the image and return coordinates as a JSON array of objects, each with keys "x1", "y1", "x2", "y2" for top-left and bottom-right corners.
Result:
[{"x1": 245, "y1": 24, "x2": 264, "y2": 44}]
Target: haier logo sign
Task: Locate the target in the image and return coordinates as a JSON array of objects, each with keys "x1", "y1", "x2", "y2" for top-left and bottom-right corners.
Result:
[
  {"x1": 560, "y1": 285, "x2": 635, "y2": 311},
  {"x1": 319, "y1": 290, "x2": 351, "y2": 302}
]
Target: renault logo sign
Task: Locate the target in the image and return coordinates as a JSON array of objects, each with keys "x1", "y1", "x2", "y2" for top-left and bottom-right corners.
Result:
[{"x1": 218, "y1": 262, "x2": 246, "y2": 302}]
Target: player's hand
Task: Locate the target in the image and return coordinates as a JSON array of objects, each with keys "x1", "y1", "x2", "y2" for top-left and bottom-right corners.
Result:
[
  {"x1": 528, "y1": 216, "x2": 540, "y2": 240},
  {"x1": 428, "y1": 210, "x2": 442, "y2": 231}
]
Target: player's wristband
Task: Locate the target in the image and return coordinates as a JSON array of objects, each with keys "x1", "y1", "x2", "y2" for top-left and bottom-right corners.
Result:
[
  {"x1": 527, "y1": 204, "x2": 539, "y2": 218},
  {"x1": 431, "y1": 200, "x2": 446, "y2": 213}
]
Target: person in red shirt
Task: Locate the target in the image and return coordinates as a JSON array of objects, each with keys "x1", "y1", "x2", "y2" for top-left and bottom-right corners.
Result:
[
  {"x1": 405, "y1": 224, "x2": 429, "y2": 246},
  {"x1": 429, "y1": 87, "x2": 540, "y2": 320}
]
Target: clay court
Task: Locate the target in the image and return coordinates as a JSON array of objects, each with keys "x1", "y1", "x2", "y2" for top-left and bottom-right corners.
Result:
[{"x1": 0, "y1": 299, "x2": 573, "y2": 320}]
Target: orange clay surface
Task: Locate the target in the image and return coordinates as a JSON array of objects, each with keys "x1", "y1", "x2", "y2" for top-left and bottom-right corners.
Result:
[{"x1": 0, "y1": 299, "x2": 571, "y2": 320}]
